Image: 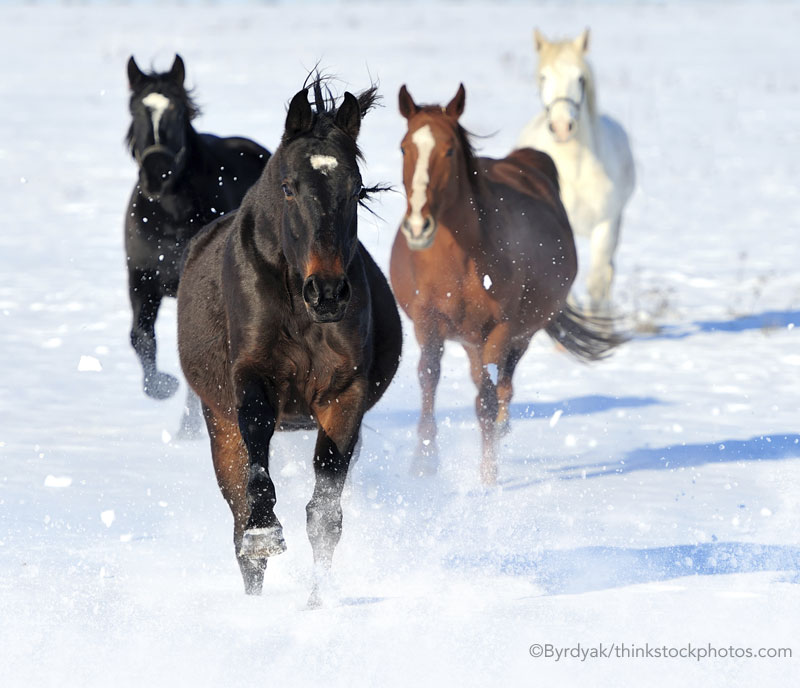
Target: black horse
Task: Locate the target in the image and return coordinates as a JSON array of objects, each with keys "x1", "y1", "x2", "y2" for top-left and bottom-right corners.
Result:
[
  {"x1": 177, "y1": 78, "x2": 402, "y2": 605},
  {"x1": 125, "y1": 54, "x2": 269, "y2": 435}
]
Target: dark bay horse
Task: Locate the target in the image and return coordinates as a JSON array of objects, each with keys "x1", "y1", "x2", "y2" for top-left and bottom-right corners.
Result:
[
  {"x1": 177, "y1": 79, "x2": 401, "y2": 604},
  {"x1": 125, "y1": 55, "x2": 269, "y2": 435},
  {"x1": 390, "y1": 84, "x2": 622, "y2": 485}
]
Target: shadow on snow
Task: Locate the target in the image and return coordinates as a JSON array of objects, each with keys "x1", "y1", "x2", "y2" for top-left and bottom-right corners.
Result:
[
  {"x1": 642, "y1": 309, "x2": 800, "y2": 341},
  {"x1": 373, "y1": 394, "x2": 661, "y2": 429},
  {"x1": 446, "y1": 542, "x2": 800, "y2": 595}
]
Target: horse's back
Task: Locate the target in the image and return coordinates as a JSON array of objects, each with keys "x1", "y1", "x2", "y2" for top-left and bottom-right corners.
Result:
[
  {"x1": 485, "y1": 148, "x2": 560, "y2": 199},
  {"x1": 199, "y1": 133, "x2": 270, "y2": 184}
]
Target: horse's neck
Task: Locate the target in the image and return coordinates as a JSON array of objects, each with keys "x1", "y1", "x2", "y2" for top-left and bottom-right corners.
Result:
[{"x1": 437, "y1": 184, "x2": 485, "y2": 251}]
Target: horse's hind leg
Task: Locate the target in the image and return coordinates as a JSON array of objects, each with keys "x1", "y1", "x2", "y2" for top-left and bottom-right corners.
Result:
[
  {"x1": 204, "y1": 407, "x2": 266, "y2": 595},
  {"x1": 129, "y1": 268, "x2": 178, "y2": 399},
  {"x1": 586, "y1": 217, "x2": 620, "y2": 314},
  {"x1": 176, "y1": 386, "x2": 204, "y2": 439}
]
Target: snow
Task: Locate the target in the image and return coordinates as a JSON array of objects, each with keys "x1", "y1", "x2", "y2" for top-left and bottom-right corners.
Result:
[{"x1": 1, "y1": 1, "x2": 799, "y2": 686}]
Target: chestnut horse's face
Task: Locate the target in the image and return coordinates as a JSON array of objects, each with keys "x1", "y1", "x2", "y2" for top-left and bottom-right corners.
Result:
[{"x1": 398, "y1": 84, "x2": 466, "y2": 250}]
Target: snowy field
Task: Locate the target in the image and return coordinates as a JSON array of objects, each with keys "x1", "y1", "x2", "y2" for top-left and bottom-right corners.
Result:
[{"x1": 2, "y1": 1, "x2": 800, "y2": 686}]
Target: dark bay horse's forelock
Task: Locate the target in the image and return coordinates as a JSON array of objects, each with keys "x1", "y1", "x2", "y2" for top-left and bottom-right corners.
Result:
[
  {"x1": 123, "y1": 55, "x2": 269, "y2": 436},
  {"x1": 390, "y1": 83, "x2": 623, "y2": 485},
  {"x1": 177, "y1": 77, "x2": 401, "y2": 604}
]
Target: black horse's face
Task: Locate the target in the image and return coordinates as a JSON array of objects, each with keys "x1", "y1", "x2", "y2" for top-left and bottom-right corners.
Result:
[
  {"x1": 126, "y1": 55, "x2": 192, "y2": 197},
  {"x1": 277, "y1": 89, "x2": 365, "y2": 323}
]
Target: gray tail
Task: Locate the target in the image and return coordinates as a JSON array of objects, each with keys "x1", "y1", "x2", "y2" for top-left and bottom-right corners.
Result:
[{"x1": 545, "y1": 304, "x2": 627, "y2": 362}]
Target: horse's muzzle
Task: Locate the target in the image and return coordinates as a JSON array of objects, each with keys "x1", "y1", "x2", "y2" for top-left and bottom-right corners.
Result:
[
  {"x1": 302, "y1": 274, "x2": 351, "y2": 322},
  {"x1": 401, "y1": 215, "x2": 437, "y2": 251},
  {"x1": 139, "y1": 145, "x2": 177, "y2": 195}
]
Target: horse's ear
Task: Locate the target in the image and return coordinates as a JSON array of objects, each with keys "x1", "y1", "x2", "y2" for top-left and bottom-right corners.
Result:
[
  {"x1": 335, "y1": 91, "x2": 362, "y2": 140},
  {"x1": 445, "y1": 83, "x2": 466, "y2": 119},
  {"x1": 285, "y1": 88, "x2": 313, "y2": 138},
  {"x1": 127, "y1": 56, "x2": 146, "y2": 90},
  {"x1": 398, "y1": 85, "x2": 419, "y2": 120},
  {"x1": 533, "y1": 28, "x2": 546, "y2": 53},
  {"x1": 574, "y1": 28, "x2": 590, "y2": 53},
  {"x1": 169, "y1": 54, "x2": 186, "y2": 85}
]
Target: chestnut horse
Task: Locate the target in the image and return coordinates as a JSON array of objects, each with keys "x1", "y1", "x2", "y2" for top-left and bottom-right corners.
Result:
[
  {"x1": 177, "y1": 79, "x2": 401, "y2": 604},
  {"x1": 390, "y1": 84, "x2": 622, "y2": 485}
]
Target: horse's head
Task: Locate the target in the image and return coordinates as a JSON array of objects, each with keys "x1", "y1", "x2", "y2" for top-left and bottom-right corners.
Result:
[
  {"x1": 397, "y1": 83, "x2": 473, "y2": 250},
  {"x1": 126, "y1": 55, "x2": 199, "y2": 197},
  {"x1": 273, "y1": 82, "x2": 376, "y2": 323},
  {"x1": 534, "y1": 28, "x2": 594, "y2": 143}
]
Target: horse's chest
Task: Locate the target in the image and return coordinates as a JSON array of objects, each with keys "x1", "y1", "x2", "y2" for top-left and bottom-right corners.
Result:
[
  {"x1": 416, "y1": 261, "x2": 497, "y2": 339},
  {"x1": 271, "y1": 332, "x2": 357, "y2": 413}
]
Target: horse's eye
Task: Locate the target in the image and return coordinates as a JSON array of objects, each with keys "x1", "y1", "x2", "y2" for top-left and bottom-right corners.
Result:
[
  {"x1": 281, "y1": 183, "x2": 294, "y2": 198},
  {"x1": 578, "y1": 76, "x2": 586, "y2": 87},
  {"x1": 353, "y1": 185, "x2": 365, "y2": 199},
  {"x1": 445, "y1": 147, "x2": 454, "y2": 157},
  {"x1": 400, "y1": 146, "x2": 406, "y2": 156}
]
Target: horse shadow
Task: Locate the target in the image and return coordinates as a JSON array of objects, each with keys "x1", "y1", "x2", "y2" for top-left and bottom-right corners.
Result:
[
  {"x1": 553, "y1": 433, "x2": 800, "y2": 480},
  {"x1": 644, "y1": 309, "x2": 800, "y2": 341},
  {"x1": 446, "y1": 542, "x2": 800, "y2": 595},
  {"x1": 376, "y1": 394, "x2": 661, "y2": 429}
]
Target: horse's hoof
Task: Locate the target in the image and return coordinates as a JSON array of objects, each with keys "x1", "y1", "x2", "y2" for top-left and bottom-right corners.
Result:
[
  {"x1": 497, "y1": 418, "x2": 511, "y2": 437},
  {"x1": 480, "y1": 463, "x2": 498, "y2": 486},
  {"x1": 176, "y1": 418, "x2": 204, "y2": 440},
  {"x1": 239, "y1": 526, "x2": 287, "y2": 559},
  {"x1": 307, "y1": 585, "x2": 323, "y2": 609},
  {"x1": 143, "y1": 372, "x2": 179, "y2": 400},
  {"x1": 410, "y1": 455, "x2": 438, "y2": 478}
]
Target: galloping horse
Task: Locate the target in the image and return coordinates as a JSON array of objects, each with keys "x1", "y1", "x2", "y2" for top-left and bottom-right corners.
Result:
[
  {"x1": 517, "y1": 29, "x2": 635, "y2": 314},
  {"x1": 391, "y1": 84, "x2": 621, "y2": 485},
  {"x1": 125, "y1": 55, "x2": 269, "y2": 435},
  {"x1": 177, "y1": 79, "x2": 401, "y2": 604}
]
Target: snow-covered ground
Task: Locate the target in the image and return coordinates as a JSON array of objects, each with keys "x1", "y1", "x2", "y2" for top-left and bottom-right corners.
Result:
[{"x1": 1, "y1": 1, "x2": 799, "y2": 685}]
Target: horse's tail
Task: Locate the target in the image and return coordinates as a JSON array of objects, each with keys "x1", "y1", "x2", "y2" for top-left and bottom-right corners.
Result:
[{"x1": 545, "y1": 304, "x2": 626, "y2": 362}]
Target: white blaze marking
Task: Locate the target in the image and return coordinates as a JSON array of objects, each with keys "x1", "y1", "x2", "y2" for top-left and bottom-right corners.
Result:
[
  {"x1": 310, "y1": 155, "x2": 339, "y2": 174},
  {"x1": 408, "y1": 124, "x2": 435, "y2": 234},
  {"x1": 142, "y1": 92, "x2": 170, "y2": 144}
]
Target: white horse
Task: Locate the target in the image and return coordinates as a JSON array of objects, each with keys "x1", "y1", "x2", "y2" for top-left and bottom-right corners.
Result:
[{"x1": 517, "y1": 28, "x2": 635, "y2": 313}]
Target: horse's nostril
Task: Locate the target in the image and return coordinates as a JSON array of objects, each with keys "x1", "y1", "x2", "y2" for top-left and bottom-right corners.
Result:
[
  {"x1": 548, "y1": 122, "x2": 555, "y2": 133},
  {"x1": 336, "y1": 278, "x2": 351, "y2": 303},
  {"x1": 302, "y1": 275, "x2": 320, "y2": 306},
  {"x1": 422, "y1": 217, "x2": 432, "y2": 233},
  {"x1": 568, "y1": 121, "x2": 574, "y2": 132}
]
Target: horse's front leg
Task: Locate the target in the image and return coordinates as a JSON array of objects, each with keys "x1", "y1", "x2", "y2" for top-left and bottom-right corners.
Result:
[
  {"x1": 586, "y1": 217, "x2": 621, "y2": 314},
  {"x1": 307, "y1": 381, "x2": 366, "y2": 608},
  {"x1": 496, "y1": 345, "x2": 526, "y2": 436},
  {"x1": 236, "y1": 377, "x2": 285, "y2": 567},
  {"x1": 412, "y1": 318, "x2": 444, "y2": 476},
  {"x1": 467, "y1": 324, "x2": 513, "y2": 485},
  {"x1": 129, "y1": 268, "x2": 178, "y2": 399}
]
